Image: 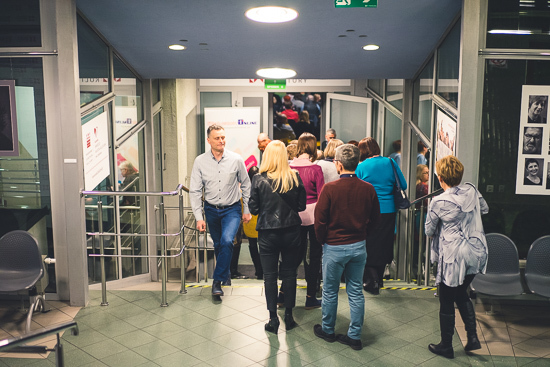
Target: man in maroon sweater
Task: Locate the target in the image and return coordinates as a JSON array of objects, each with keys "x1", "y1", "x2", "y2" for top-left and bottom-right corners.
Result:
[{"x1": 313, "y1": 144, "x2": 380, "y2": 351}]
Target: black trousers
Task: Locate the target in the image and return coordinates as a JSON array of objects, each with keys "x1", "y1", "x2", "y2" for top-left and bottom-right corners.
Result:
[
  {"x1": 299, "y1": 225, "x2": 322, "y2": 297},
  {"x1": 247, "y1": 237, "x2": 263, "y2": 278},
  {"x1": 258, "y1": 226, "x2": 301, "y2": 312},
  {"x1": 438, "y1": 274, "x2": 476, "y2": 314}
]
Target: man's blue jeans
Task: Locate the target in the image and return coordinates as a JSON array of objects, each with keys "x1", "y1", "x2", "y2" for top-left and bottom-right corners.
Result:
[
  {"x1": 322, "y1": 241, "x2": 367, "y2": 340},
  {"x1": 204, "y1": 202, "x2": 242, "y2": 281}
]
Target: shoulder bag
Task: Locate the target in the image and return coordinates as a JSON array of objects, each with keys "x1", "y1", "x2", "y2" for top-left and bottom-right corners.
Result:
[{"x1": 390, "y1": 158, "x2": 410, "y2": 210}]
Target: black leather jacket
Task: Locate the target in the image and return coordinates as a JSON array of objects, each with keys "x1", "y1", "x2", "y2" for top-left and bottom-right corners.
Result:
[{"x1": 249, "y1": 172, "x2": 306, "y2": 230}]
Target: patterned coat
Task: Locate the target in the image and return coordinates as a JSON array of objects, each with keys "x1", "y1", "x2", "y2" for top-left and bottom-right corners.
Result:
[{"x1": 425, "y1": 183, "x2": 489, "y2": 287}]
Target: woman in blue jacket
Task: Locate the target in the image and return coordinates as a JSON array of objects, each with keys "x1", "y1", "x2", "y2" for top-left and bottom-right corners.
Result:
[{"x1": 356, "y1": 137, "x2": 407, "y2": 295}]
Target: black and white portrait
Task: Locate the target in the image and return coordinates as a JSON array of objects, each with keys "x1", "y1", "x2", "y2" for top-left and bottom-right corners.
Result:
[
  {"x1": 527, "y1": 95, "x2": 548, "y2": 124},
  {"x1": 523, "y1": 127, "x2": 543, "y2": 155},
  {"x1": 524, "y1": 158, "x2": 544, "y2": 186},
  {"x1": 0, "y1": 80, "x2": 18, "y2": 156}
]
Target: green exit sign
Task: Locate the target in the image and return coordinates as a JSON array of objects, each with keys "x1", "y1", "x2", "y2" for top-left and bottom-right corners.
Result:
[
  {"x1": 264, "y1": 79, "x2": 286, "y2": 90},
  {"x1": 335, "y1": 0, "x2": 377, "y2": 8}
]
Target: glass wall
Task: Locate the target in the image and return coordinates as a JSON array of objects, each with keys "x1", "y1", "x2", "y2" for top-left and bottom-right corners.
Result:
[
  {"x1": 77, "y1": 14, "x2": 110, "y2": 106},
  {"x1": 386, "y1": 79, "x2": 403, "y2": 111},
  {"x1": 0, "y1": 0, "x2": 41, "y2": 47},
  {"x1": 436, "y1": 22, "x2": 460, "y2": 107},
  {"x1": 413, "y1": 58, "x2": 434, "y2": 137},
  {"x1": 479, "y1": 59, "x2": 550, "y2": 259},
  {"x1": 0, "y1": 57, "x2": 55, "y2": 291}
]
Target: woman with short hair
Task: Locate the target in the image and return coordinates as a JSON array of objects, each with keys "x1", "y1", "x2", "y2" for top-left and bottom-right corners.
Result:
[
  {"x1": 249, "y1": 141, "x2": 306, "y2": 334},
  {"x1": 316, "y1": 138, "x2": 344, "y2": 184},
  {"x1": 425, "y1": 155, "x2": 488, "y2": 358}
]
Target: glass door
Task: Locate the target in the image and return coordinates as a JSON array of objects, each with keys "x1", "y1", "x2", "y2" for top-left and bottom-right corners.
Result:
[{"x1": 326, "y1": 93, "x2": 372, "y2": 143}]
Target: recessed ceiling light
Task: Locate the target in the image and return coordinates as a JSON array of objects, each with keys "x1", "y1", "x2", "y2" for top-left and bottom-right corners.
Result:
[
  {"x1": 256, "y1": 68, "x2": 296, "y2": 79},
  {"x1": 169, "y1": 44, "x2": 186, "y2": 51},
  {"x1": 362, "y1": 44, "x2": 380, "y2": 51},
  {"x1": 245, "y1": 6, "x2": 298, "y2": 23}
]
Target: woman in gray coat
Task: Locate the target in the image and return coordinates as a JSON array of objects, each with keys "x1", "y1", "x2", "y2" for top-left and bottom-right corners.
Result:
[{"x1": 425, "y1": 155, "x2": 488, "y2": 359}]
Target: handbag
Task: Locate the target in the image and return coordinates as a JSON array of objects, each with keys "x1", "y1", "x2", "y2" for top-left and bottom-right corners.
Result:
[{"x1": 390, "y1": 158, "x2": 411, "y2": 210}]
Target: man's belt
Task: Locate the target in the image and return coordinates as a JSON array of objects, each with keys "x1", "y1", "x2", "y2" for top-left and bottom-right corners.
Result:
[{"x1": 204, "y1": 201, "x2": 238, "y2": 210}]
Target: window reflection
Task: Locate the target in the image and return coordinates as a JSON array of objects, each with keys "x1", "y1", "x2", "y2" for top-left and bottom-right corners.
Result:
[
  {"x1": 437, "y1": 22, "x2": 460, "y2": 107},
  {"x1": 114, "y1": 55, "x2": 143, "y2": 140}
]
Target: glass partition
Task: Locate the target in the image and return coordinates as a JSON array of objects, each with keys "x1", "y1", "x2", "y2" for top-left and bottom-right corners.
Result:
[
  {"x1": 383, "y1": 110, "x2": 402, "y2": 158},
  {"x1": 486, "y1": 0, "x2": 550, "y2": 50},
  {"x1": 368, "y1": 79, "x2": 383, "y2": 96},
  {"x1": 114, "y1": 54, "x2": 143, "y2": 140},
  {"x1": 436, "y1": 22, "x2": 460, "y2": 107},
  {"x1": 0, "y1": 57, "x2": 55, "y2": 292},
  {"x1": 479, "y1": 59, "x2": 550, "y2": 259},
  {"x1": 386, "y1": 79, "x2": 404, "y2": 111},
  {"x1": 116, "y1": 129, "x2": 147, "y2": 278},
  {"x1": 413, "y1": 58, "x2": 434, "y2": 137},
  {"x1": 77, "y1": 15, "x2": 110, "y2": 106},
  {"x1": 0, "y1": 0, "x2": 41, "y2": 47}
]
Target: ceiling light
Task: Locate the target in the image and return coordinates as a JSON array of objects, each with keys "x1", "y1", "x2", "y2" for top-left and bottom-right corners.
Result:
[
  {"x1": 245, "y1": 6, "x2": 298, "y2": 23},
  {"x1": 363, "y1": 44, "x2": 380, "y2": 51},
  {"x1": 488, "y1": 29, "x2": 533, "y2": 35},
  {"x1": 169, "y1": 44, "x2": 186, "y2": 51},
  {"x1": 256, "y1": 68, "x2": 296, "y2": 79}
]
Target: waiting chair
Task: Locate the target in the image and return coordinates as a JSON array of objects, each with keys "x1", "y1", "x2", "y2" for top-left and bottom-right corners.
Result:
[
  {"x1": 0, "y1": 230, "x2": 48, "y2": 333},
  {"x1": 471, "y1": 233, "x2": 523, "y2": 296},
  {"x1": 525, "y1": 236, "x2": 550, "y2": 298}
]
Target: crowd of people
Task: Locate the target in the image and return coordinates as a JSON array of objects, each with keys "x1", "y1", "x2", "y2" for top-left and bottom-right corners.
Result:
[{"x1": 189, "y1": 124, "x2": 489, "y2": 358}]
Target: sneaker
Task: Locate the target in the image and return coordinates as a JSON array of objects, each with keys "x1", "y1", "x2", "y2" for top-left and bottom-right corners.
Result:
[
  {"x1": 231, "y1": 271, "x2": 249, "y2": 279},
  {"x1": 336, "y1": 334, "x2": 363, "y2": 350},
  {"x1": 305, "y1": 296, "x2": 322, "y2": 310},
  {"x1": 314, "y1": 324, "x2": 335, "y2": 343}
]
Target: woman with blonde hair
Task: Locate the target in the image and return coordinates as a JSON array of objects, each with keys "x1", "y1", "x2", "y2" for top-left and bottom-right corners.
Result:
[
  {"x1": 316, "y1": 138, "x2": 344, "y2": 183},
  {"x1": 249, "y1": 140, "x2": 306, "y2": 334},
  {"x1": 425, "y1": 155, "x2": 488, "y2": 358},
  {"x1": 289, "y1": 132, "x2": 325, "y2": 309}
]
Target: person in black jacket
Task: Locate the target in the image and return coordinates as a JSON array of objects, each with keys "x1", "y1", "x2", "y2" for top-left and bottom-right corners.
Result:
[{"x1": 249, "y1": 140, "x2": 307, "y2": 334}]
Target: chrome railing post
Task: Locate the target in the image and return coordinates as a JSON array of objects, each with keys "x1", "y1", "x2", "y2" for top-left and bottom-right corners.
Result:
[
  {"x1": 203, "y1": 218, "x2": 208, "y2": 283},
  {"x1": 179, "y1": 189, "x2": 187, "y2": 294},
  {"x1": 97, "y1": 201, "x2": 108, "y2": 306},
  {"x1": 417, "y1": 206, "x2": 425, "y2": 286},
  {"x1": 405, "y1": 207, "x2": 414, "y2": 283},
  {"x1": 159, "y1": 202, "x2": 168, "y2": 307}
]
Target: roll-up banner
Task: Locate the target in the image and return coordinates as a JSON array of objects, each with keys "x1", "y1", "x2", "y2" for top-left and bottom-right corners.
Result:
[{"x1": 204, "y1": 107, "x2": 261, "y2": 170}]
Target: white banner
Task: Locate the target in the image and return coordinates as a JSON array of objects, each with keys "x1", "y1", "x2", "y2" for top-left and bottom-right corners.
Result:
[
  {"x1": 516, "y1": 85, "x2": 550, "y2": 195},
  {"x1": 82, "y1": 112, "x2": 110, "y2": 191},
  {"x1": 204, "y1": 107, "x2": 260, "y2": 170}
]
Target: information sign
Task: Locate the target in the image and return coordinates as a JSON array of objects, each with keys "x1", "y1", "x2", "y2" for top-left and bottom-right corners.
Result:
[
  {"x1": 264, "y1": 79, "x2": 286, "y2": 90},
  {"x1": 335, "y1": 0, "x2": 377, "y2": 8}
]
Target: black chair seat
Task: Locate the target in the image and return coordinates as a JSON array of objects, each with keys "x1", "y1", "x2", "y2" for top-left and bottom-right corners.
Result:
[{"x1": 525, "y1": 235, "x2": 550, "y2": 298}]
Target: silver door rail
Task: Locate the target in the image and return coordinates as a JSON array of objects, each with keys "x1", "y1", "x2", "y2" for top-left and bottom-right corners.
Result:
[{"x1": 82, "y1": 184, "x2": 190, "y2": 307}]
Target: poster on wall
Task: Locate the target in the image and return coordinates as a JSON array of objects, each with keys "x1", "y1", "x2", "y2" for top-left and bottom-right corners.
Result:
[
  {"x1": 0, "y1": 80, "x2": 19, "y2": 156},
  {"x1": 82, "y1": 111, "x2": 110, "y2": 191},
  {"x1": 435, "y1": 109, "x2": 457, "y2": 163},
  {"x1": 515, "y1": 85, "x2": 550, "y2": 195},
  {"x1": 204, "y1": 107, "x2": 261, "y2": 170}
]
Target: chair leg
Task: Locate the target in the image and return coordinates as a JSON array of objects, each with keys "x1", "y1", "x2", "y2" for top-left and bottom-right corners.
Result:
[{"x1": 26, "y1": 298, "x2": 38, "y2": 333}]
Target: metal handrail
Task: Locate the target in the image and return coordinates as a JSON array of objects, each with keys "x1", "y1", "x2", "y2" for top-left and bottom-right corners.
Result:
[
  {"x1": 82, "y1": 184, "x2": 189, "y2": 307},
  {"x1": 406, "y1": 188, "x2": 444, "y2": 286},
  {"x1": 0, "y1": 321, "x2": 78, "y2": 367}
]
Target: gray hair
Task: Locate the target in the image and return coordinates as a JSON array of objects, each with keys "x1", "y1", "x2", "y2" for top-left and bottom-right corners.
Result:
[
  {"x1": 326, "y1": 128, "x2": 336, "y2": 137},
  {"x1": 335, "y1": 144, "x2": 360, "y2": 171},
  {"x1": 207, "y1": 124, "x2": 224, "y2": 137}
]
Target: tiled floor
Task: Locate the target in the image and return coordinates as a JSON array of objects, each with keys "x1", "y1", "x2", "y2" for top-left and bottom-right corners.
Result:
[{"x1": 1, "y1": 280, "x2": 550, "y2": 366}]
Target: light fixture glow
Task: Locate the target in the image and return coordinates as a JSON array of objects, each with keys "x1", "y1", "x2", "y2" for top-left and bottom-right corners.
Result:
[
  {"x1": 168, "y1": 44, "x2": 186, "y2": 51},
  {"x1": 245, "y1": 6, "x2": 298, "y2": 23},
  {"x1": 256, "y1": 68, "x2": 296, "y2": 79},
  {"x1": 488, "y1": 29, "x2": 533, "y2": 35},
  {"x1": 362, "y1": 44, "x2": 380, "y2": 51}
]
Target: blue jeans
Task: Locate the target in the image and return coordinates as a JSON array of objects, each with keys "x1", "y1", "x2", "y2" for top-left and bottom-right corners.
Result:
[
  {"x1": 204, "y1": 202, "x2": 242, "y2": 281},
  {"x1": 322, "y1": 241, "x2": 367, "y2": 340}
]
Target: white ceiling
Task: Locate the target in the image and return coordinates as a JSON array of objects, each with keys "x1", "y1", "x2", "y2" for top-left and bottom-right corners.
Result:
[{"x1": 77, "y1": 0, "x2": 462, "y2": 80}]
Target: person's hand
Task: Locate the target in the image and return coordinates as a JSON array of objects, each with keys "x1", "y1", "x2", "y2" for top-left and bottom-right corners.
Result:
[
  {"x1": 242, "y1": 213, "x2": 252, "y2": 224},
  {"x1": 197, "y1": 220, "x2": 206, "y2": 232}
]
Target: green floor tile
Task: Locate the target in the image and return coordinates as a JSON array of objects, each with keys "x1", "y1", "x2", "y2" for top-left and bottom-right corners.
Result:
[
  {"x1": 390, "y1": 342, "x2": 436, "y2": 365},
  {"x1": 91, "y1": 320, "x2": 137, "y2": 338},
  {"x1": 132, "y1": 340, "x2": 179, "y2": 360},
  {"x1": 112, "y1": 329, "x2": 158, "y2": 349},
  {"x1": 100, "y1": 349, "x2": 149, "y2": 367},
  {"x1": 154, "y1": 351, "x2": 201, "y2": 367},
  {"x1": 81, "y1": 339, "x2": 128, "y2": 360},
  {"x1": 207, "y1": 351, "x2": 256, "y2": 367}
]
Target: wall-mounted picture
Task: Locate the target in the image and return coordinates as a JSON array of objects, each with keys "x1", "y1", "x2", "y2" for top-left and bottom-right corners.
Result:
[
  {"x1": 522, "y1": 126, "x2": 542, "y2": 155},
  {"x1": 523, "y1": 158, "x2": 544, "y2": 186},
  {"x1": 0, "y1": 80, "x2": 19, "y2": 156},
  {"x1": 527, "y1": 95, "x2": 547, "y2": 124}
]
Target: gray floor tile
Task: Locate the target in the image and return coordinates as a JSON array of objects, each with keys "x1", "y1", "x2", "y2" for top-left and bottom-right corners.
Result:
[
  {"x1": 112, "y1": 329, "x2": 158, "y2": 349},
  {"x1": 100, "y1": 349, "x2": 149, "y2": 367},
  {"x1": 81, "y1": 339, "x2": 128, "y2": 360},
  {"x1": 132, "y1": 340, "x2": 179, "y2": 360},
  {"x1": 154, "y1": 351, "x2": 202, "y2": 367},
  {"x1": 207, "y1": 351, "x2": 256, "y2": 366},
  {"x1": 184, "y1": 340, "x2": 231, "y2": 362},
  {"x1": 235, "y1": 340, "x2": 284, "y2": 363}
]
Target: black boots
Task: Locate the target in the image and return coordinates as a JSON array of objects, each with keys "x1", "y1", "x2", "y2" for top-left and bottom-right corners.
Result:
[
  {"x1": 429, "y1": 313, "x2": 455, "y2": 359},
  {"x1": 212, "y1": 280, "x2": 223, "y2": 296},
  {"x1": 457, "y1": 301, "x2": 482, "y2": 351},
  {"x1": 265, "y1": 317, "x2": 280, "y2": 334}
]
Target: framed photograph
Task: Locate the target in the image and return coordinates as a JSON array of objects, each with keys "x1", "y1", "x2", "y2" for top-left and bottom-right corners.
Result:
[{"x1": 0, "y1": 80, "x2": 19, "y2": 156}]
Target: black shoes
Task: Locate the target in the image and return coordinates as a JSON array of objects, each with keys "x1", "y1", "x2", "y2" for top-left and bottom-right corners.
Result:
[
  {"x1": 363, "y1": 282, "x2": 380, "y2": 295},
  {"x1": 221, "y1": 278, "x2": 231, "y2": 286},
  {"x1": 336, "y1": 334, "x2": 363, "y2": 350},
  {"x1": 212, "y1": 280, "x2": 224, "y2": 296},
  {"x1": 284, "y1": 314, "x2": 298, "y2": 331},
  {"x1": 265, "y1": 318, "x2": 280, "y2": 334},
  {"x1": 313, "y1": 324, "x2": 336, "y2": 343},
  {"x1": 428, "y1": 341, "x2": 454, "y2": 359},
  {"x1": 457, "y1": 301, "x2": 482, "y2": 351},
  {"x1": 305, "y1": 296, "x2": 322, "y2": 310},
  {"x1": 231, "y1": 271, "x2": 249, "y2": 279}
]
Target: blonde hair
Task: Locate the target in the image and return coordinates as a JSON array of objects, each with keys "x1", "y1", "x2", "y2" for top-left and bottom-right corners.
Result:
[
  {"x1": 287, "y1": 144, "x2": 297, "y2": 160},
  {"x1": 260, "y1": 140, "x2": 299, "y2": 193},
  {"x1": 416, "y1": 164, "x2": 428, "y2": 185},
  {"x1": 436, "y1": 155, "x2": 464, "y2": 187},
  {"x1": 323, "y1": 139, "x2": 344, "y2": 159}
]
